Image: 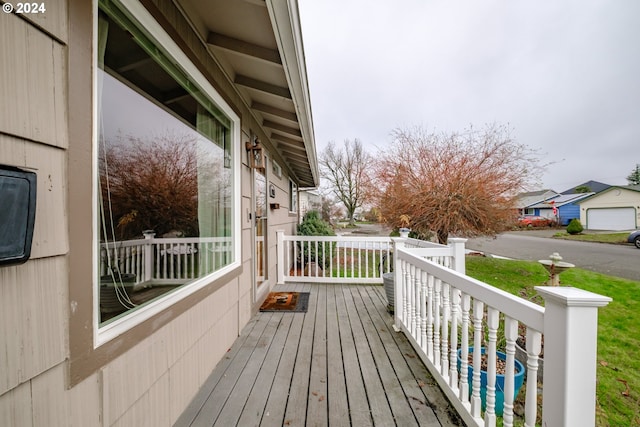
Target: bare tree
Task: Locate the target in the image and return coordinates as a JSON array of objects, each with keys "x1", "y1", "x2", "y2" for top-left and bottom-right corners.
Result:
[
  {"x1": 371, "y1": 124, "x2": 544, "y2": 244},
  {"x1": 99, "y1": 133, "x2": 200, "y2": 239},
  {"x1": 319, "y1": 139, "x2": 371, "y2": 225}
]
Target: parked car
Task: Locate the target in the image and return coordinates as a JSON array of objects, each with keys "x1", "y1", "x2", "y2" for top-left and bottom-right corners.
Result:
[
  {"x1": 517, "y1": 215, "x2": 553, "y2": 228},
  {"x1": 628, "y1": 230, "x2": 640, "y2": 249}
]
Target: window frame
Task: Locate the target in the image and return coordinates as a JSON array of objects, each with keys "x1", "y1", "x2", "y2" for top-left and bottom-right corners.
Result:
[
  {"x1": 92, "y1": 0, "x2": 242, "y2": 346},
  {"x1": 272, "y1": 160, "x2": 282, "y2": 179},
  {"x1": 289, "y1": 179, "x2": 298, "y2": 214}
]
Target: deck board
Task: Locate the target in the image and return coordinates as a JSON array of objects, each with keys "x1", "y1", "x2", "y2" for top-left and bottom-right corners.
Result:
[
  {"x1": 334, "y1": 286, "x2": 373, "y2": 427},
  {"x1": 325, "y1": 285, "x2": 350, "y2": 425},
  {"x1": 175, "y1": 284, "x2": 463, "y2": 427}
]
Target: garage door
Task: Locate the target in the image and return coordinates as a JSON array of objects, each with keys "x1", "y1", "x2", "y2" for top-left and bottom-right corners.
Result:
[{"x1": 586, "y1": 208, "x2": 636, "y2": 230}]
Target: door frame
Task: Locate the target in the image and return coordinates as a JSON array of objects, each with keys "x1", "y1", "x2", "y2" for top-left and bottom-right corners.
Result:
[{"x1": 252, "y1": 162, "x2": 270, "y2": 302}]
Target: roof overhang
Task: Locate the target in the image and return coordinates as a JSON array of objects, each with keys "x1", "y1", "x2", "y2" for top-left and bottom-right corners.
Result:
[{"x1": 176, "y1": 0, "x2": 318, "y2": 188}]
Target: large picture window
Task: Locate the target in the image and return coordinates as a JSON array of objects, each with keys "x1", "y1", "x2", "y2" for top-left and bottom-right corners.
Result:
[{"x1": 96, "y1": 1, "x2": 239, "y2": 330}]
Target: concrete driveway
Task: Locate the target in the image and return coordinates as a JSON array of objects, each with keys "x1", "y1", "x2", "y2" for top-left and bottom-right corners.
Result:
[{"x1": 465, "y1": 229, "x2": 640, "y2": 282}]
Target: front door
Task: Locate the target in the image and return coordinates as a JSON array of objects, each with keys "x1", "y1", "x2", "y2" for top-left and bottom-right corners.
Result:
[{"x1": 254, "y1": 168, "x2": 268, "y2": 295}]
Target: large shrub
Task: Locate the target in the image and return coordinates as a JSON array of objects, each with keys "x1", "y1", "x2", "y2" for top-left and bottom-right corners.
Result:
[
  {"x1": 297, "y1": 211, "x2": 335, "y2": 267},
  {"x1": 566, "y1": 218, "x2": 584, "y2": 235}
]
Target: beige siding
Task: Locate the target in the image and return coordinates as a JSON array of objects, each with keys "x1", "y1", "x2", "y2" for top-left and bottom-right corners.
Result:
[
  {"x1": 0, "y1": 12, "x2": 67, "y2": 147},
  {"x1": 0, "y1": 135, "x2": 68, "y2": 258},
  {"x1": 0, "y1": 381, "x2": 32, "y2": 427},
  {"x1": 32, "y1": 365, "x2": 74, "y2": 426},
  {"x1": 16, "y1": 1, "x2": 69, "y2": 43},
  {"x1": 112, "y1": 374, "x2": 171, "y2": 427},
  {"x1": 0, "y1": 257, "x2": 67, "y2": 396},
  {"x1": 0, "y1": 366, "x2": 101, "y2": 427},
  {"x1": 580, "y1": 188, "x2": 640, "y2": 225},
  {"x1": 0, "y1": 0, "x2": 304, "y2": 425},
  {"x1": 101, "y1": 280, "x2": 240, "y2": 425},
  {"x1": 66, "y1": 372, "x2": 102, "y2": 427}
]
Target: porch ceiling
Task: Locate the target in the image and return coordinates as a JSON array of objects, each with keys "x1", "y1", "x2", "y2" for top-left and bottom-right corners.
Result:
[{"x1": 179, "y1": 0, "x2": 319, "y2": 188}]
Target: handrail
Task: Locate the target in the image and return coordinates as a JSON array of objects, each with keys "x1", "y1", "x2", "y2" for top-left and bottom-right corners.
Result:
[{"x1": 392, "y1": 240, "x2": 610, "y2": 427}]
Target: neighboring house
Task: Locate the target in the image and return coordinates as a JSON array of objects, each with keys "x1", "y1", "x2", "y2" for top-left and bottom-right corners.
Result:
[
  {"x1": 0, "y1": 1, "x2": 317, "y2": 425},
  {"x1": 579, "y1": 185, "x2": 640, "y2": 230},
  {"x1": 561, "y1": 180, "x2": 611, "y2": 195},
  {"x1": 299, "y1": 189, "x2": 321, "y2": 220},
  {"x1": 528, "y1": 193, "x2": 594, "y2": 225},
  {"x1": 513, "y1": 189, "x2": 559, "y2": 216}
]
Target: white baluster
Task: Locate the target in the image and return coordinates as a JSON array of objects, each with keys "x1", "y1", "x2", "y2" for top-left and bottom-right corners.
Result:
[
  {"x1": 350, "y1": 244, "x2": 354, "y2": 278},
  {"x1": 410, "y1": 264, "x2": 417, "y2": 337},
  {"x1": 404, "y1": 261, "x2": 411, "y2": 330},
  {"x1": 441, "y1": 282, "x2": 450, "y2": 378},
  {"x1": 420, "y1": 270, "x2": 427, "y2": 351},
  {"x1": 485, "y1": 307, "x2": 499, "y2": 427},
  {"x1": 503, "y1": 317, "x2": 518, "y2": 427},
  {"x1": 426, "y1": 274, "x2": 434, "y2": 359},
  {"x1": 449, "y1": 286, "x2": 460, "y2": 390},
  {"x1": 293, "y1": 241, "x2": 298, "y2": 277},
  {"x1": 471, "y1": 299, "x2": 484, "y2": 418},
  {"x1": 433, "y1": 278, "x2": 442, "y2": 370},
  {"x1": 315, "y1": 240, "x2": 319, "y2": 277},
  {"x1": 459, "y1": 293, "x2": 471, "y2": 406},
  {"x1": 413, "y1": 265, "x2": 420, "y2": 338},
  {"x1": 524, "y1": 328, "x2": 542, "y2": 427}
]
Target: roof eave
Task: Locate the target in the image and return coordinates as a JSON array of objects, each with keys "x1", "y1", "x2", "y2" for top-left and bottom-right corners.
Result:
[{"x1": 265, "y1": 0, "x2": 319, "y2": 187}]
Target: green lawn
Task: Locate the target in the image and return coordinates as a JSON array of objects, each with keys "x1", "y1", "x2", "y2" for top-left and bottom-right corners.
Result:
[
  {"x1": 330, "y1": 248, "x2": 387, "y2": 278},
  {"x1": 552, "y1": 232, "x2": 630, "y2": 244},
  {"x1": 466, "y1": 256, "x2": 640, "y2": 426}
]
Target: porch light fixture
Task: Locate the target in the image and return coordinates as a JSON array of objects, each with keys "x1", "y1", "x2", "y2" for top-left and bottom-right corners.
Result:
[{"x1": 246, "y1": 137, "x2": 265, "y2": 170}]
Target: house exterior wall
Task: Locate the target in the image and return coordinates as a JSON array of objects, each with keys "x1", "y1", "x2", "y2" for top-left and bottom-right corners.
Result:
[
  {"x1": 579, "y1": 188, "x2": 640, "y2": 229},
  {"x1": 0, "y1": 0, "x2": 302, "y2": 425},
  {"x1": 558, "y1": 204, "x2": 580, "y2": 226}
]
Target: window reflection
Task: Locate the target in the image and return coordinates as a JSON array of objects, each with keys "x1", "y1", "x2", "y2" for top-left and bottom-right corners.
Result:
[{"x1": 97, "y1": 10, "x2": 233, "y2": 323}]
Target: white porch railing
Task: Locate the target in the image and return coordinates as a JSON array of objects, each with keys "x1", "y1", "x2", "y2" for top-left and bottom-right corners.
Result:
[
  {"x1": 276, "y1": 233, "x2": 393, "y2": 283},
  {"x1": 276, "y1": 232, "x2": 464, "y2": 284},
  {"x1": 393, "y1": 238, "x2": 611, "y2": 427},
  {"x1": 100, "y1": 235, "x2": 232, "y2": 287},
  {"x1": 275, "y1": 232, "x2": 611, "y2": 426}
]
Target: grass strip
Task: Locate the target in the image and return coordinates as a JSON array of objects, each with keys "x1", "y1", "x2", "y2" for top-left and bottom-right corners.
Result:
[{"x1": 466, "y1": 256, "x2": 640, "y2": 426}]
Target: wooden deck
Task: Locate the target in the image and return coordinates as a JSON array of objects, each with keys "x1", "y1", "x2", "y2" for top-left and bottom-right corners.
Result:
[{"x1": 174, "y1": 284, "x2": 463, "y2": 427}]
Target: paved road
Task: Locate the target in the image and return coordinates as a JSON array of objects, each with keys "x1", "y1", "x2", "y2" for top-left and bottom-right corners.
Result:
[{"x1": 465, "y1": 231, "x2": 640, "y2": 282}]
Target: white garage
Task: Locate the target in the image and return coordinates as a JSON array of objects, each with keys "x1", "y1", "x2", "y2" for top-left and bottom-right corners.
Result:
[
  {"x1": 579, "y1": 186, "x2": 640, "y2": 230},
  {"x1": 586, "y1": 207, "x2": 636, "y2": 230}
]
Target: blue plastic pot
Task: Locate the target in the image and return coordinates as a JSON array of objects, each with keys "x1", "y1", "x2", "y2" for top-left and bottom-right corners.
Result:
[{"x1": 457, "y1": 347, "x2": 525, "y2": 416}]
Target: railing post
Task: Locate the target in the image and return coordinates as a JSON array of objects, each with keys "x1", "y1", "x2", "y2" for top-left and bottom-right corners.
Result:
[
  {"x1": 277, "y1": 230, "x2": 285, "y2": 284},
  {"x1": 142, "y1": 230, "x2": 155, "y2": 282},
  {"x1": 392, "y1": 237, "x2": 406, "y2": 329},
  {"x1": 535, "y1": 286, "x2": 611, "y2": 427},
  {"x1": 447, "y1": 237, "x2": 467, "y2": 274}
]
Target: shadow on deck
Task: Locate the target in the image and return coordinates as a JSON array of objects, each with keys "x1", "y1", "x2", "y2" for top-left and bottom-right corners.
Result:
[{"x1": 175, "y1": 284, "x2": 463, "y2": 426}]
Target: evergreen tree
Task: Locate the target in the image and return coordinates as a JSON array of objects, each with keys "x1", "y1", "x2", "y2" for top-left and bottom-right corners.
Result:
[{"x1": 627, "y1": 164, "x2": 640, "y2": 185}]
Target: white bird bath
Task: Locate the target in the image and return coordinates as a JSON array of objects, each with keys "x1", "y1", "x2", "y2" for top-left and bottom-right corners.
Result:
[{"x1": 538, "y1": 252, "x2": 575, "y2": 286}]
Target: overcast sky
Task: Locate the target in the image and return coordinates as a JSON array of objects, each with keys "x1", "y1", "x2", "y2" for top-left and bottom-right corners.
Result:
[{"x1": 298, "y1": 0, "x2": 639, "y2": 192}]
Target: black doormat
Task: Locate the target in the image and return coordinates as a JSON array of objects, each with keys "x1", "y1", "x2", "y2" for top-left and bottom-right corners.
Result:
[{"x1": 259, "y1": 292, "x2": 310, "y2": 313}]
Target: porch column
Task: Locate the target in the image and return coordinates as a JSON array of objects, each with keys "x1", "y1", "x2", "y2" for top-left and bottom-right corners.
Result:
[
  {"x1": 143, "y1": 230, "x2": 155, "y2": 283},
  {"x1": 447, "y1": 237, "x2": 467, "y2": 274},
  {"x1": 535, "y1": 286, "x2": 611, "y2": 427},
  {"x1": 277, "y1": 230, "x2": 285, "y2": 285},
  {"x1": 392, "y1": 237, "x2": 406, "y2": 329}
]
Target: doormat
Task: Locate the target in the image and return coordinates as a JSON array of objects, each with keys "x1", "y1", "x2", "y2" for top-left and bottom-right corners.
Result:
[{"x1": 259, "y1": 292, "x2": 310, "y2": 313}]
